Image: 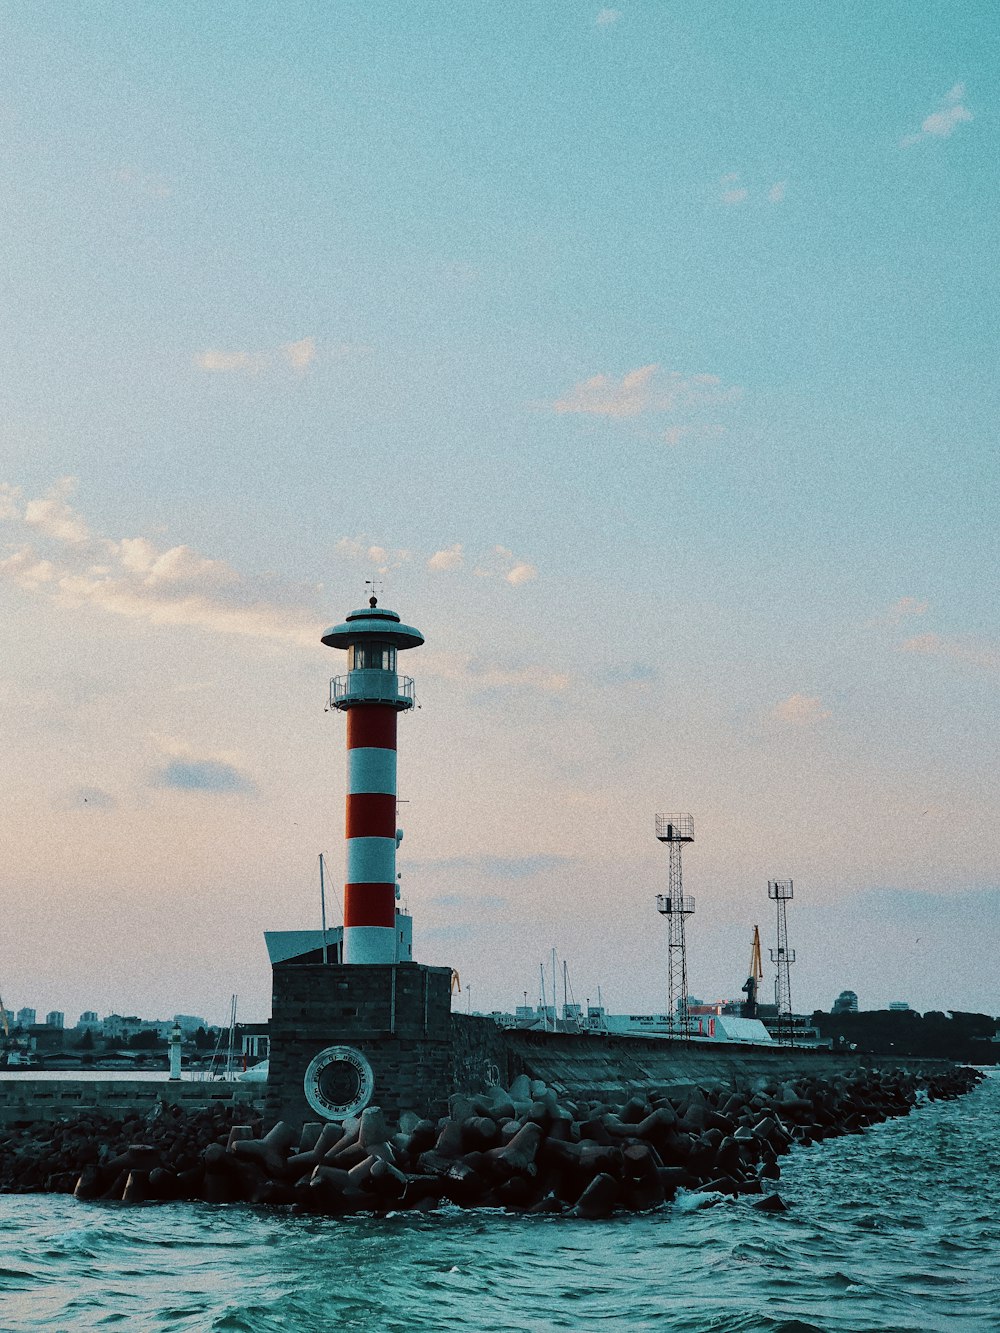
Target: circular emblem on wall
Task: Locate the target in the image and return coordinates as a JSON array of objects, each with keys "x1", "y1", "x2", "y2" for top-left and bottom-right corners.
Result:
[{"x1": 303, "y1": 1045, "x2": 375, "y2": 1120}]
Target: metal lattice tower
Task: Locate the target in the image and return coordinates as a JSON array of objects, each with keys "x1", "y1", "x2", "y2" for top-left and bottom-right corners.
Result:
[
  {"x1": 655, "y1": 814, "x2": 695, "y2": 1037},
  {"x1": 768, "y1": 879, "x2": 796, "y2": 1045}
]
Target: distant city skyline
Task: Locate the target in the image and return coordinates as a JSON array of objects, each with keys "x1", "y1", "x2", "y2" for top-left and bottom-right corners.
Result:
[{"x1": 1, "y1": 4, "x2": 997, "y2": 1022}]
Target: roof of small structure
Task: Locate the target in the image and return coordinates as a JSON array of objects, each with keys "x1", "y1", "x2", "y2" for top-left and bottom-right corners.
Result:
[
  {"x1": 713, "y1": 1015, "x2": 774, "y2": 1043},
  {"x1": 264, "y1": 928, "x2": 343, "y2": 966},
  {"x1": 320, "y1": 601, "x2": 424, "y2": 650}
]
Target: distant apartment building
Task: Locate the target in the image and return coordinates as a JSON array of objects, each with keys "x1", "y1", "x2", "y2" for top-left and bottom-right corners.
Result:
[
  {"x1": 15, "y1": 1008, "x2": 36, "y2": 1029},
  {"x1": 832, "y1": 990, "x2": 859, "y2": 1014},
  {"x1": 888, "y1": 1001, "x2": 912, "y2": 1012},
  {"x1": 173, "y1": 1014, "x2": 208, "y2": 1036},
  {"x1": 45, "y1": 1011, "x2": 65, "y2": 1029},
  {"x1": 101, "y1": 1014, "x2": 132, "y2": 1040},
  {"x1": 77, "y1": 1011, "x2": 100, "y2": 1029},
  {"x1": 140, "y1": 1020, "x2": 175, "y2": 1039}
]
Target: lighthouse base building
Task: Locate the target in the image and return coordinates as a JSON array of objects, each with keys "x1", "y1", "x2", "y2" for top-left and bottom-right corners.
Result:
[{"x1": 265, "y1": 958, "x2": 454, "y2": 1125}]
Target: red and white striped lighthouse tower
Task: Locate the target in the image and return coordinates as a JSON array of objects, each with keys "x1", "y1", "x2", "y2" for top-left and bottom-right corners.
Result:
[{"x1": 321, "y1": 596, "x2": 424, "y2": 964}]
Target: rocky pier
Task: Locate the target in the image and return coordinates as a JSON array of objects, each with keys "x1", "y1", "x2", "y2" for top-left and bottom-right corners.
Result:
[{"x1": 0, "y1": 1064, "x2": 983, "y2": 1217}]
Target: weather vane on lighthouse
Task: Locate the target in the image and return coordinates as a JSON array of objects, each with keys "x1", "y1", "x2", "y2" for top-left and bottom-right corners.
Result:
[{"x1": 321, "y1": 594, "x2": 424, "y2": 964}]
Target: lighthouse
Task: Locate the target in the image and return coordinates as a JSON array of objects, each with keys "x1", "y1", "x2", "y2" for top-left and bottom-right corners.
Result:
[{"x1": 321, "y1": 596, "x2": 424, "y2": 965}]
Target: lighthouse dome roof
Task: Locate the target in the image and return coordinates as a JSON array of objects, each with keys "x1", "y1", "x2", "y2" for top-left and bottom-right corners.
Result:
[{"x1": 321, "y1": 603, "x2": 424, "y2": 650}]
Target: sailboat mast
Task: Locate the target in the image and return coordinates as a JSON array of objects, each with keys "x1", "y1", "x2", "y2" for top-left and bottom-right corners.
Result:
[{"x1": 319, "y1": 853, "x2": 329, "y2": 965}]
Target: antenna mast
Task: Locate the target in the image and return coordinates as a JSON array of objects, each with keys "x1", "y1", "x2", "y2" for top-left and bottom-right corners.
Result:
[
  {"x1": 655, "y1": 813, "x2": 696, "y2": 1037},
  {"x1": 768, "y1": 880, "x2": 796, "y2": 1044}
]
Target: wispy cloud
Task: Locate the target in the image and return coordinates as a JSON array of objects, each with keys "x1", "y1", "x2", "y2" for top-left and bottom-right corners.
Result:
[
  {"x1": 0, "y1": 479, "x2": 559, "y2": 692},
  {"x1": 867, "y1": 595, "x2": 931, "y2": 628},
  {"x1": 900, "y1": 633, "x2": 1000, "y2": 674},
  {"x1": 336, "y1": 536, "x2": 412, "y2": 574},
  {"x1": 720, "y1": 172, "x2": 749, "y2": 206},
  {"x1": 768, "y1": 180, "x2": 787, "y2": 204},
  {"x1": 420, "y1": 650, "x2": 568, "y2": 693},
  {"x1": 51, "y1": 786, "x2": 117, "y2": 812},
  {"x1": 149, "y1": 735, "x2": 255, "y2": 793},
  {"x1": 0, "y1": 478, "x2": 318, "y2": 647},
  {"x1": 889, "y1": 596, "x2": 930, "y2": 622},
  {"x1": 771, "y1": 693, "x2": 831, "y2": 726},
  {"x1": 552, "y1": 364, "x2": 740, "y2": 420},
  {"x1": 196, "y1": 335, "x2": 338, "y2": 375},
  {"x1": 24, "y1": 476, "x2": 91, "y2": 544},
  {"x1": 197, "y1": 349, "x2": 266, "y2": 374},
  {"x1": 901, "y1": 83, "x2": 973, "y2": 147},
  {"x1": 595, "y1": 7, "x2": 620, "y2": 24},
  {"x1": 427, "y1": 544, "x2": 464, "y2": 572},
  {"x1": 152, "y1": 759, "x2": 254, "y2": 794},
  {"x1": 282, "y1": 336, "x2": 317, "y2": 372},
  {"x1": 473, "y1": 545, "x2": 538, "y2": 586}
]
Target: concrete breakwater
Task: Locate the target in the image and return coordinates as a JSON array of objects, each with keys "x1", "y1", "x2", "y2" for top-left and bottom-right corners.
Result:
[
  {"x1": 0, "y1": 1064, "x2": 982, "y2": 1216},
  {"x1": 0, "y1": 1077, "x2": 263, "y2": 1129}
]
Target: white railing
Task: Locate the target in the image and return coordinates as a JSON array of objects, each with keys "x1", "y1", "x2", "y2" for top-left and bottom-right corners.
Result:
[{"x1": 329, "y1": 671, "x2": 415, "y2": 708}]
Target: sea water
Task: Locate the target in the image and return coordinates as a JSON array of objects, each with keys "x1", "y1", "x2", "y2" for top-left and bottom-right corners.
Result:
[{"x1": 1, "y1": 1071, "x2": 996, "y2": 1332}]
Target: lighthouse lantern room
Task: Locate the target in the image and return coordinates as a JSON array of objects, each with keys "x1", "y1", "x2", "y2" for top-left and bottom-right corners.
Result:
[{"x1": 321, "y1": 597, "x2": 424, "y2": 965}]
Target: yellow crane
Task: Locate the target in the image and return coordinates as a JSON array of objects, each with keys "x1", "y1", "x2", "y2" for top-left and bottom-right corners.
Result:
[
  {"x1": 742, "y1": 925, "x2": 764, "y2": 1019},
  {"x1": 450, "y1": 969, "x2": 461, "y2": 995}
]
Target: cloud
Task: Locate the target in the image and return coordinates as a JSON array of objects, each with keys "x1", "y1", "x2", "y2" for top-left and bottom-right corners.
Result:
[
  {"x1": 900, "y1": 633, "x2": 1000, "y2": 674},
  {"x1": 24, "y1": 476, "x2": 91, "y2": 544},
  {"x1": 151, "y1": 759, "x2": 254, "y2": 794},
  {"x1": 341, "y1": 537, "x2": 535, "y2": 586},
  {"x1": 51, "y1": 786, "x2": 117, "y2": 812},
  {"x1": 0, "y1": 484, "x2": 22, "y2": 521},
  {"x1": 0, "y1": 479, "x2": 318, "y2": 647},
  {"x1": 768, "y1": 181, "x2": 787, "y2": 204},
  {"x1": 595, "y1": 7, "x2": 620, "y2": 23},
  {"x1": 196, "y1": 335, "x2": 324, "y2": 375},
  {"x1": 0, "y1": 481, "x2": 554, "y2": 695},
  {"x1": 889, "y1": 596, "x2": 930, "y2": 621},
  {"x1": 720, "y1": 173, "x2": 749, "y2": 206},
  {"x1": 771, "y1": 693, "x2": 832, "y2": 726},
  {"x1": 282, "y1": 336, "x2": 317, "y2": 372},
  {"x1": 427, "y1": 544, "x2": 464, "y2": 572},
  {"x1": 420, "y1": 650, "x2": 569, "y2": 693},
  {"x1": 336, "y1": 536, "x2": 411, "y2": 574},
  {"x1": 196, "y1": 349, "x2": 265, "y2": 374},
  {"x1": 552, "y1": 365, "x2": 740, "y2": 420},
  {"x1": 506, "y1": 561, "x2": 537, "y2": 587},
  {"x1": 901, "y1": 83, "x2": 973, "y2": 147},
  {"x1": 473, "y1": 545, "x2": 538, "y2": 586}
]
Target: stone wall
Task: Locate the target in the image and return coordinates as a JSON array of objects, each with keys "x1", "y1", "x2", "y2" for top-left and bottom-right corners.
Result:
[
  {"x1": 499, "y1": 1029, "x2": 955, "y2": 1097},
  {"x1": 443, "y1": 1019, "x2": 958, "y2": 1103},
  {"x1": 450, "y1": 1013, "x2": 521, "y2": 1093},
  {"x1": 266, "y1": 961, "x2": 454, "y2": 1125},
  {"x1": 0, "y1": 1079, "x2": 262, "y2": 1128}
]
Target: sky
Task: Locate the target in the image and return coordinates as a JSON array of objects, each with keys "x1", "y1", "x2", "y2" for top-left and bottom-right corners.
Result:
[{"x1": 1, "y1": 2, "x2": 997, "y2": 1025}]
